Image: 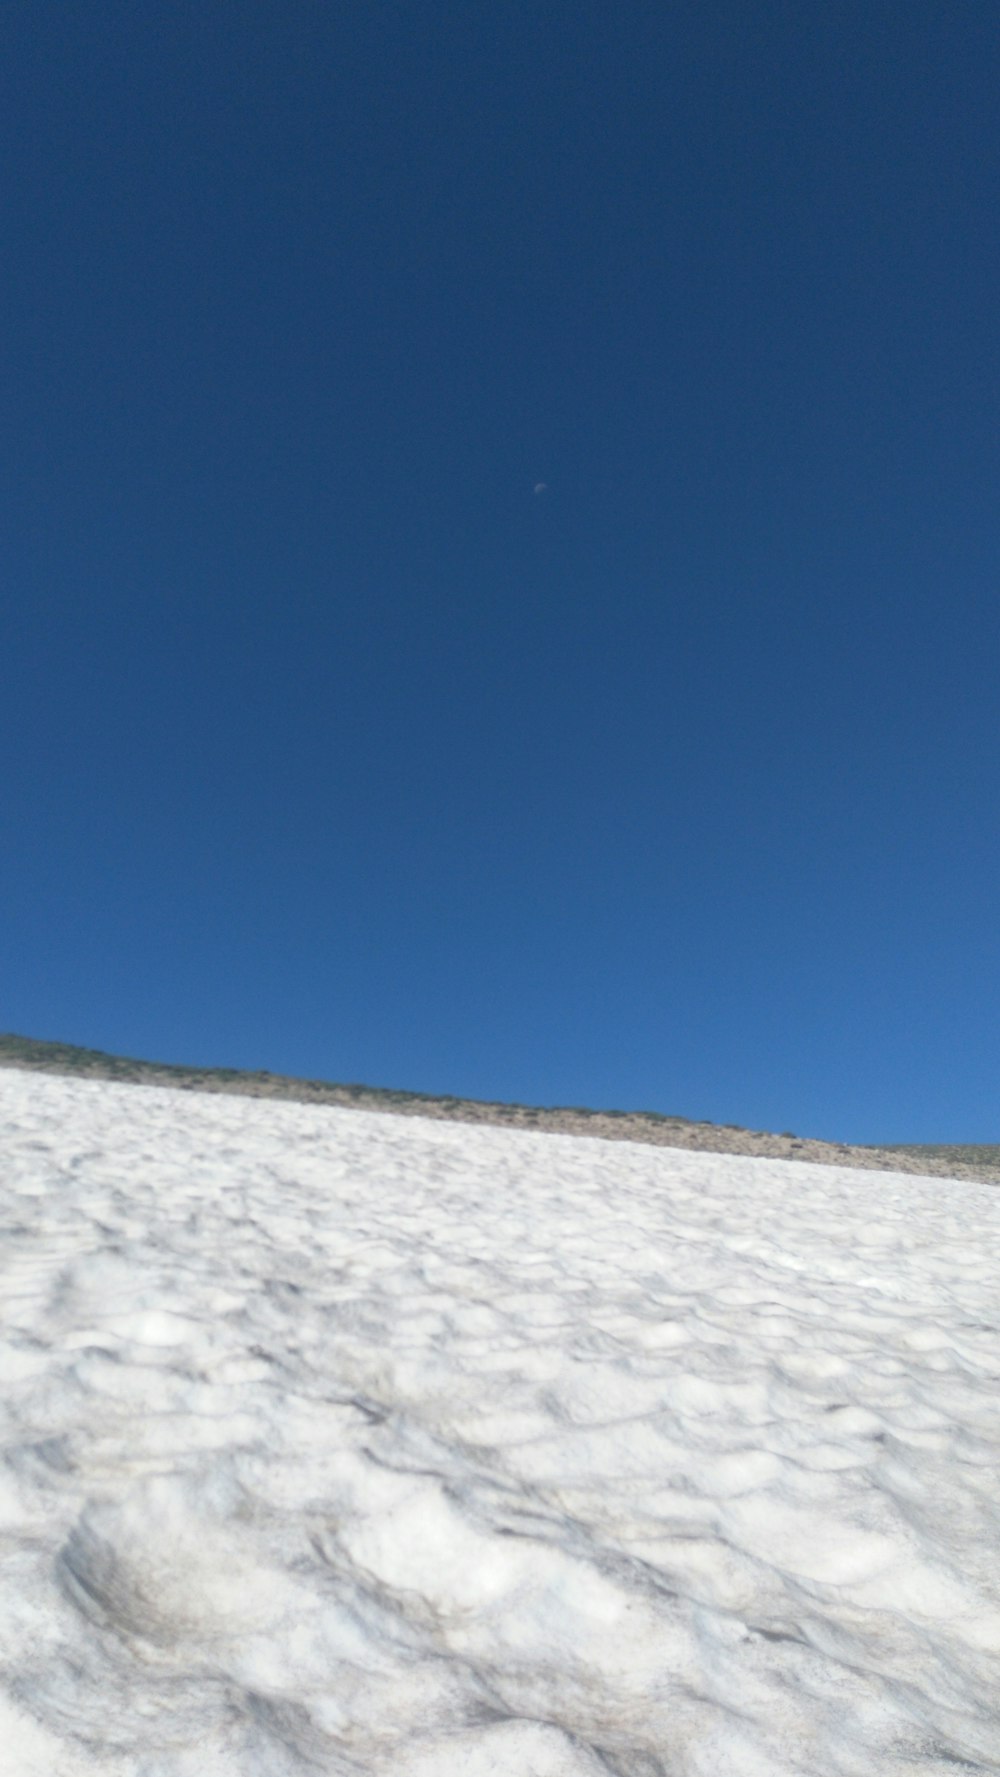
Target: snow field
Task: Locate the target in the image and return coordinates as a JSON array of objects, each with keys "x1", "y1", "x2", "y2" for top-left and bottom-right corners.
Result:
[{"x1": 0, "y1": 1070, "x2": 998, "y2": 1774}]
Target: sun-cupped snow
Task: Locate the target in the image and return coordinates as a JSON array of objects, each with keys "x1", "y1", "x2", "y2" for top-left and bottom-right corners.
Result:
[{"x1": 0, "y1": 1070, "x2": 998, "y2": 1776}]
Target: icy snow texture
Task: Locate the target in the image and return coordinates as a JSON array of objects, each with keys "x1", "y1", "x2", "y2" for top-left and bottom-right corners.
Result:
[{"x1": 0, "y1": 1071, "x2": 998, "y2": 1775}]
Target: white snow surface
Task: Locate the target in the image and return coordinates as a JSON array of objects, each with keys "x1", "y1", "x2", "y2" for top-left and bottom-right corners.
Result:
[{"x1": 1, "y1": 1071, "x2": 999, "y2": 1776}]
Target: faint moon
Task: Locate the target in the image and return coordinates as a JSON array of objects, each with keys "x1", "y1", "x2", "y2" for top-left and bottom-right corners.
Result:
[{"x1": 534, "y1": 482, "x2": 548, "y2": 494}]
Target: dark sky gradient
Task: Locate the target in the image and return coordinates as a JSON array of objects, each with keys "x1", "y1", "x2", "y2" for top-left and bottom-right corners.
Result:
[{"x1": 4, "y1": 2, "x2": 998, "y2": 1140}]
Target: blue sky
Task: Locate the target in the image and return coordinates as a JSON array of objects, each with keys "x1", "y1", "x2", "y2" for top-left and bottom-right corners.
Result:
[{"x1": 3, "y1": 2, "x2": 998, "y2": 1142}]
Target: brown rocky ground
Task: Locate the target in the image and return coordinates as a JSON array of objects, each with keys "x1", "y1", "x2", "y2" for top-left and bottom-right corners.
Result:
[{"x1": 2, "y1": 1033, "x2": 998, "y2": 1186}]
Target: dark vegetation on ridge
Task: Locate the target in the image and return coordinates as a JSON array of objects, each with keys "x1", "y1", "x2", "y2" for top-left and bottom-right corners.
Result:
[
  {"x1": 0, "y1": 1031, "x2": 682, "y2": 1121},
  {"x1": 2, "y1": 1032, "x2": 998, "y2": 1185}
]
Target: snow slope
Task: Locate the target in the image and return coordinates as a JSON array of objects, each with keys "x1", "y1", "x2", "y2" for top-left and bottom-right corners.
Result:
[{"x1": 0, "y1": 1069, "x2": 998, "y2": 1775}]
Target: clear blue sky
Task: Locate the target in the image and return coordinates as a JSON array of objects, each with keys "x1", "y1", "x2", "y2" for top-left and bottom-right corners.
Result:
[{"x1": 3, "y1": 2, "x2": 998, "y2": 1142}]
